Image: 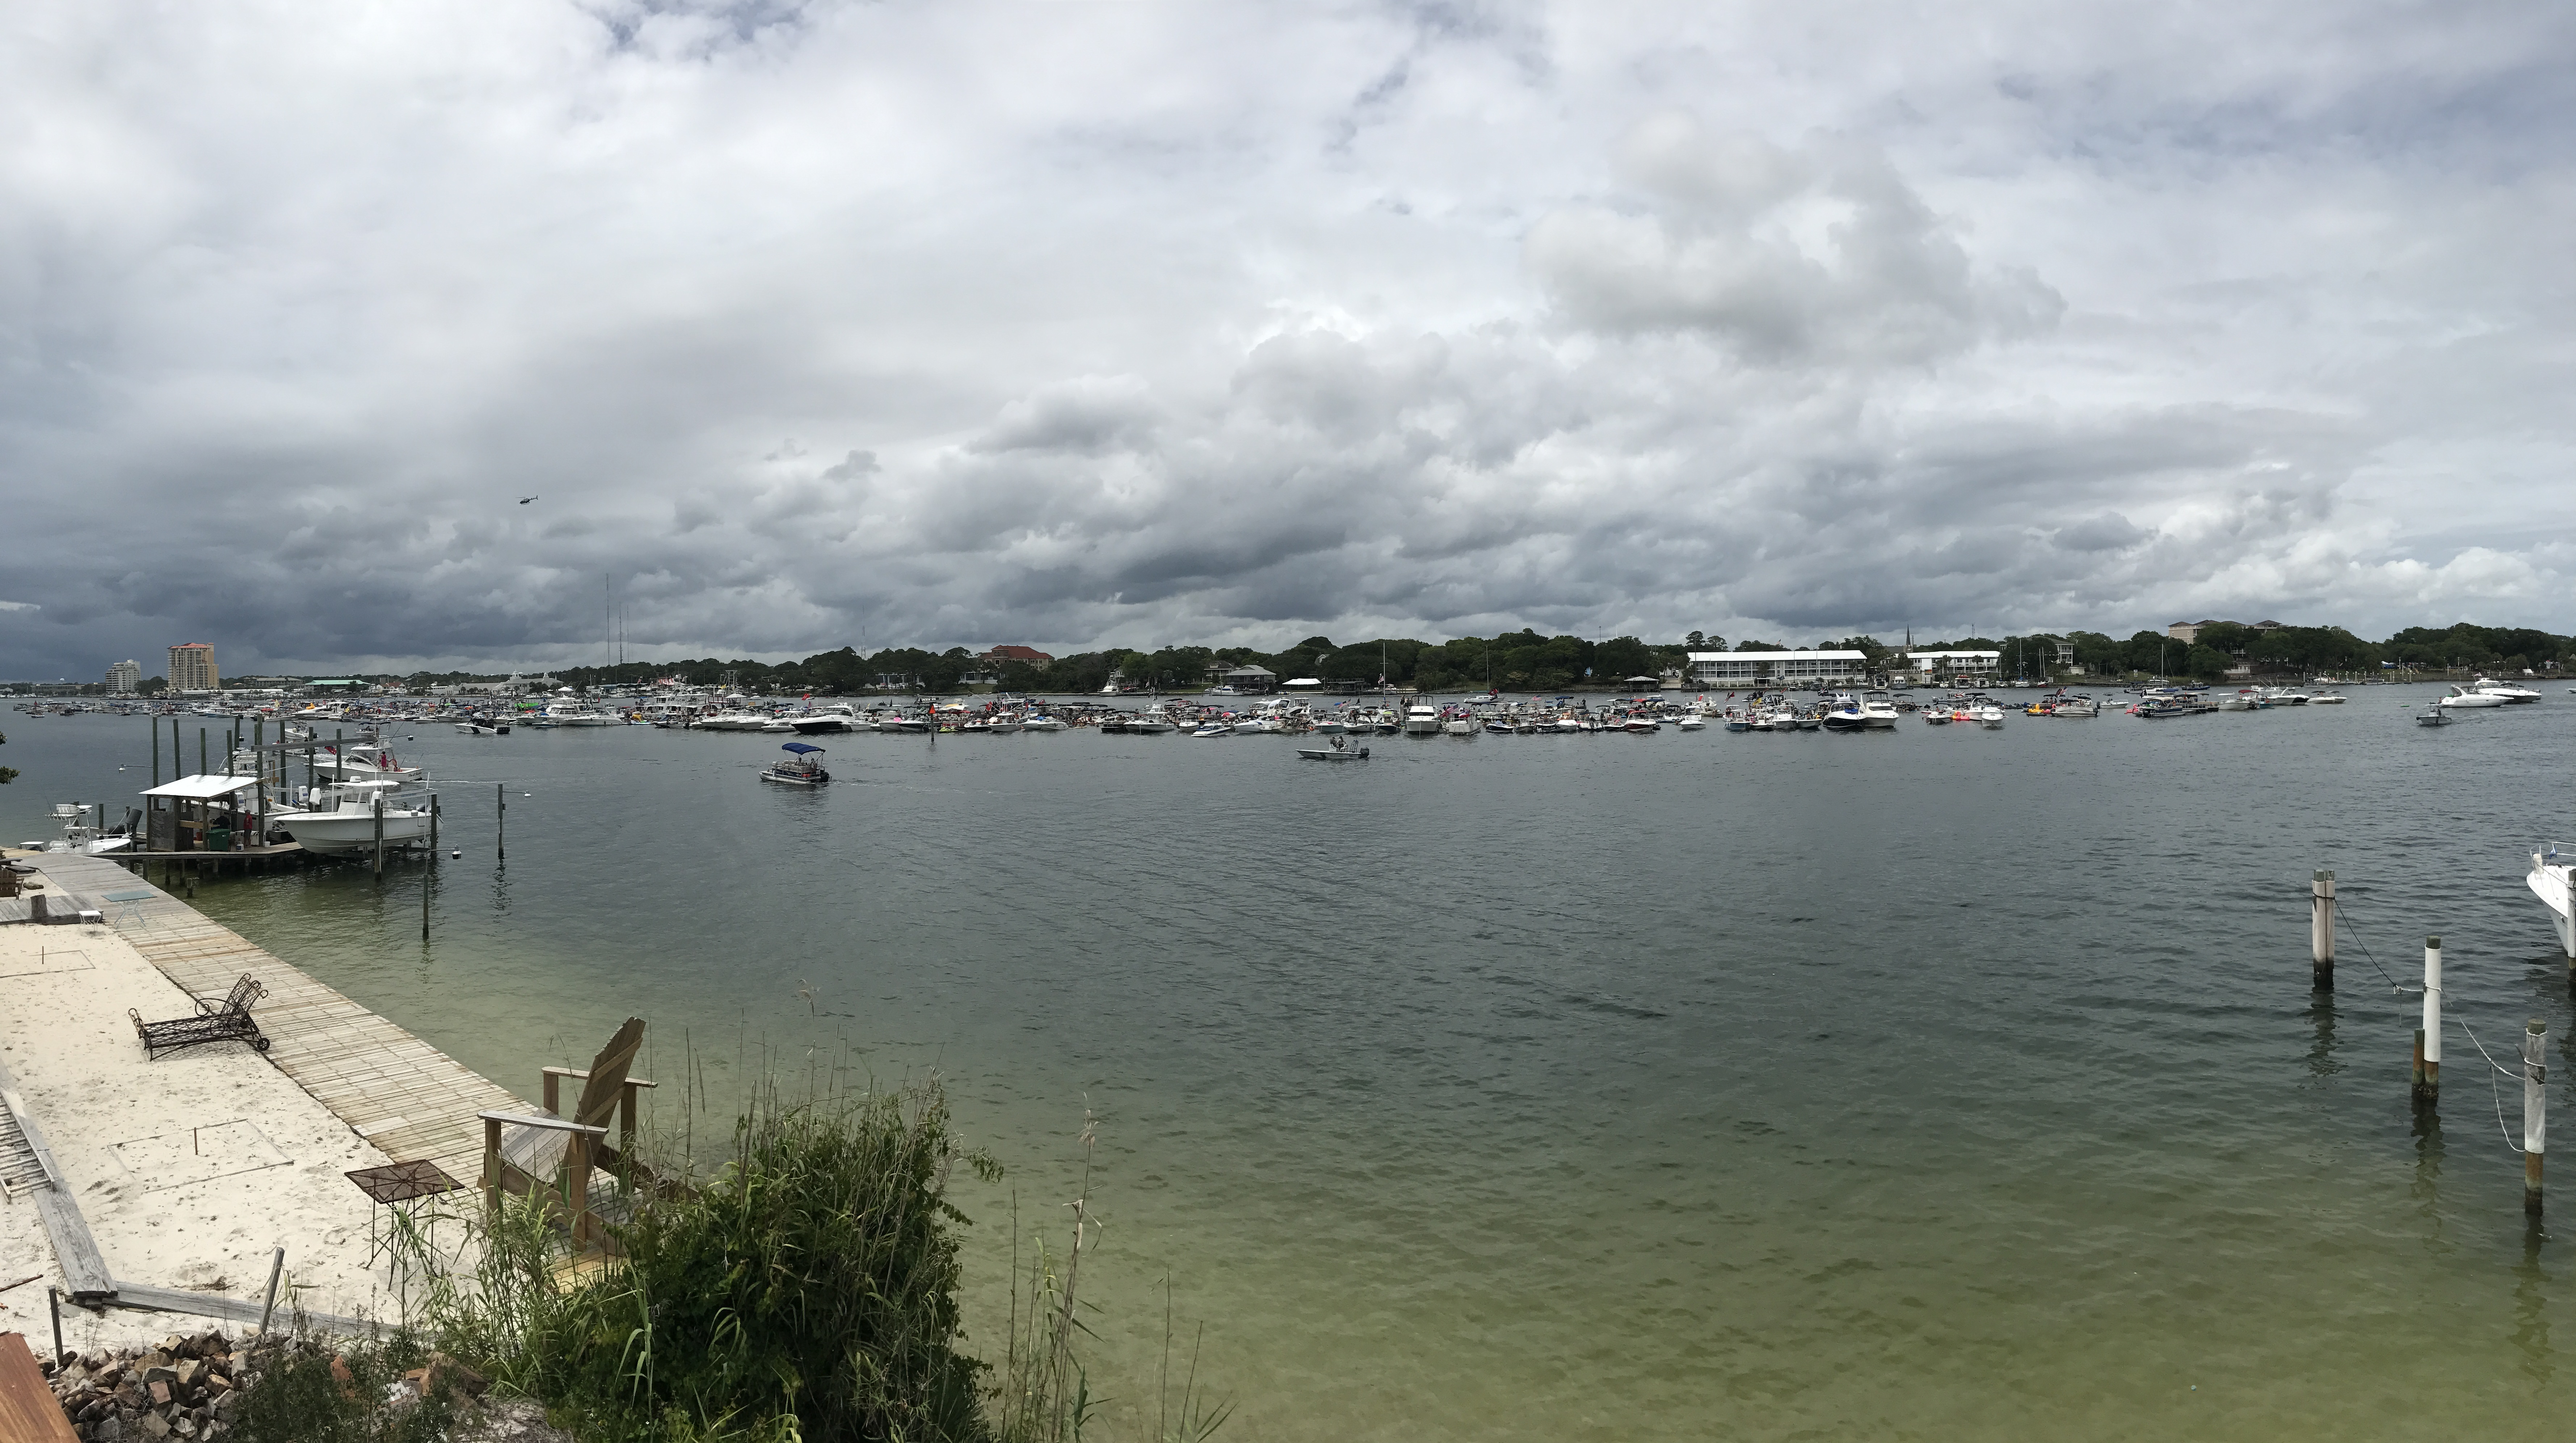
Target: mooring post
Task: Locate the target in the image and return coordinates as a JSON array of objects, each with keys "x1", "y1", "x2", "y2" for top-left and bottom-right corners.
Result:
[
  {"x1": 421, "y1": 856, "x2": 430, "y2": 941},
  {"x1": 2414, "y1": 936, "x2": 2442, "y2": 1105},
  {"x1": 151, "y1": 719, "x2": 161, "y2": 788},
  {"x1": 198, "y1": 727, "x2": 207, "y2": 776},
  {"x1": 429, "y1": 793, "x2": 440, "y2": 853},
  {"x1": 372, "y1": 792, "x2": 386, "y2": 879},
  {"x1": 2311, "y1": 869, "x2": 2335, "y2": 989},
  {"x1": 257, "y1": 1246, "x2": 285, "y2": 1338},
  {"x1": 2526, "y1": 1018, "x2": 2548, "y2": 1216},
  {"x1": 48, "y1": 1285, "x2": 64, "y2": 1367},
  {"x1": 496, "y1": 782, "x2": 506, "y2": 862}
]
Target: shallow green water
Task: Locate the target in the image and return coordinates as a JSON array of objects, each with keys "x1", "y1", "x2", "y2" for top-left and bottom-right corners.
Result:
[{"x1": 7, "y1": 691, "x2": 2574, "y2": 1439}]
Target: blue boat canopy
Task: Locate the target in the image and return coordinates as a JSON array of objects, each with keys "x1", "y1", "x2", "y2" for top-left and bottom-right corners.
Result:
[{"x1": 781, "y1": 742, "x2": 825, "y2": 754}]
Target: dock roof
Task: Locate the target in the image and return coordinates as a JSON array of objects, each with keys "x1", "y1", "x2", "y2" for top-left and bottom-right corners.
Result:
[{"x1": 138, "y1": 774, "x2": 261, "y2": 799}]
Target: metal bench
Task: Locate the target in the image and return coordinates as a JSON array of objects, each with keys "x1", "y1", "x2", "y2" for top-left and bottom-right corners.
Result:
[{"x1": 130, "y1": 973, "x2": 270, "y2": 1059}]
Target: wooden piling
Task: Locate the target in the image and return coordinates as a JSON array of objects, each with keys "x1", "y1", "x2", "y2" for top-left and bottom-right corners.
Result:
[
  {"x1": 2310, "y1": 869, "x2": 2335, "y2": 989},
  {"x1": 2526, "y1": 1018, "x2": 2548, "y2": 1216},
  {"x1": 2415, "y1": 936, "x2": 2442, "y2": 1105},
  {"x1": 421, "y1": 855, "x2": 430, "y2": 941},
  {"x1": 198, "y1": 727, "x2": 207, "y2": 776},
  {"x1": 430, "y1": 793, "x2": 440, "y2": 852},
  {"x1": 151, "y1": 718, "x2": 161, "y2": 788},
  {"x1": 372, "y1": 793, "x2": 386, "y2": 879},
  {"x1": 496, "y1": 783, "x2": 506, "y2": 862}
]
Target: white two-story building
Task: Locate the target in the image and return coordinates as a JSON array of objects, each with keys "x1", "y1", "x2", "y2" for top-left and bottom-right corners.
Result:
[{"x1": 1685, "y1": 650, "x2": 1873, "y2": 686}]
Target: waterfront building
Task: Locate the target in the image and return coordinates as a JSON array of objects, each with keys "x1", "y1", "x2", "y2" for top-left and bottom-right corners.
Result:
[
  {"x1": 1685, "y1": 649, "x2": 1871, "y2": 685},
  {"x1": 980, "y1": 645, "x2": 1055, "y2": 666},
  {"x1": 1905, "y1": 650, "x2": 2002, "y2": 680},
  {"x1": 168, "y1": 641, "x2": 218, "y2": 691},
  {"x1": 105, "y1": 659, "x2": 140, "y2": 693},
  {"x1": 1221, "y1": 664, "x2": 1279, "y2": 693}
]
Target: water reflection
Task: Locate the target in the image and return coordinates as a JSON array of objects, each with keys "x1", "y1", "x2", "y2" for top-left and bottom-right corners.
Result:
[
  {"x1": 2513, "y1": 1219, "x2": 2552, "y2": 1384},
  {"x1": 2306, "y1": 994, "x2": 2342, "y2": 1079}
]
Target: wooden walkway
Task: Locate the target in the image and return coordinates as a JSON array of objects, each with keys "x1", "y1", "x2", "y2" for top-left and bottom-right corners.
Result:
[{"x1": 22, "y1": 854, "x2": 519, "y2": 1192}]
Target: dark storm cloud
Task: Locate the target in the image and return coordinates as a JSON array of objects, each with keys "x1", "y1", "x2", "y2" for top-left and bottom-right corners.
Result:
[{"x1": 4, "y1": 0, "x2": 2575, "y2": 680}]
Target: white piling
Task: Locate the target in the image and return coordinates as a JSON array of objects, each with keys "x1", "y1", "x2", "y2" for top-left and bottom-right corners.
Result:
[
  {"x1": 2414, "y1": 936, "x2": 2442, "y2": 1105},
  {"x1": 2526, "y1": 1018, "x2": 2548, "y2": 1216},
  {"x1": 2310, "y1": 869, "x2": 2335, "y2": 989}
]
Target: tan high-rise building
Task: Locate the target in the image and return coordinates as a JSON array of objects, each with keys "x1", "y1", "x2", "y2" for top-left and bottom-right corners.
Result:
[
  {"x1": 168, "y1": 642, "x2": 219, "y2": 692},
  {"x1": 105, "y1": 659, "x2": 141, "y2": 693}
]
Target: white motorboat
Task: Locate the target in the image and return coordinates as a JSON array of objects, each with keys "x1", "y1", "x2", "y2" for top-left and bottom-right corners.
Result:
[
  {"x1": 790, "y1": 704, "x2": 857, "y2": 735},
  {"x1": 1623, "y1": 715, "x2": 1662, "y2": 733},
  {"x1": 1442, "y1": 714, "x2": 1476, "y2": 736},
  {"x1": 543, "y1": 701, "x2": 621, "y2": 726},
  {"x1": 1191, "y1": 722, "x2": 1234, "y2": 738},
  {"x1": 2306, "y1": 692, "x2": 2347, "y2": 704},
  {"x1": 2415, "y1": 707, "x2": 2452, "y2": 727},
  {"x1": 1675, "y1": 712, "x2": 1707, "y2": 731},
  {"x1": 1021, "y1": 715, "x2": 1068, "y2": 732},
  {"x1": 38, "y1": 803, "x2": 131, "y2": 855},
  {"x1": 1402, "y1": 705, "x2": 1442, "y2": 737},
  {"x1": 759, "y1": 742, "x2": 830, "y2": 785},
  {"x1": 2216, "y1": 691, "x2": 2256, "y2": 712},
  {"x1": 2051, "y1": 695, "x2": 2100, "y2": 718},
  {"x1": 1858, "y1": 691, "x2": 1901, "y2": 728},
  {"x1": 2474, "y1": 677, "x2": 2543, "y2": 703},
  {"x1": 320, "y1": 743, "x2": 420, "y2": 781},
  {"x1": 271, "y1": 781, "x2": 433, "y2": 855},
  {"x1": 1974, "y1": 705, "x2": 2006, "y2": 729},
  {"x1": 2532, "y1": 845, "x2": 2576, "y2": 957},
  {"x1": 453, "y1": 718, "x2": 512, "y2": 735},
  {"x1": 2439, "y1": 685, "x2": 2506, "y2": 709},
  {"x1": 760, "y1": 719, "x2": 797, "y2": 733}
]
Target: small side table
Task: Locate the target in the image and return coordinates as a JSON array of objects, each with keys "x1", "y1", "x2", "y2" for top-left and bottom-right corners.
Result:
[{"x1": 345, "y1": 1160, "x2": 463, "y2": 1265}]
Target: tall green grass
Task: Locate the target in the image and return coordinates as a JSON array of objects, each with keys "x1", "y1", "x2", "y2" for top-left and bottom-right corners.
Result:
[{"x1": 386, "y1": 1078, "x2": 1225, "y2": 1443}]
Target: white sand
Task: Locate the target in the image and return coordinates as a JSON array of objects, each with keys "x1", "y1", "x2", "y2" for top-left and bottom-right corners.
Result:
[{"x1": 0, "y1": 919, "x2": 443, "y2": 1350}]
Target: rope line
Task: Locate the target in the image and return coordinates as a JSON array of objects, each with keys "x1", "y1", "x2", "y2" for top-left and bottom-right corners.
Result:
[
  {"x1": 2457, "y1": 1019, "x2": 2529, "y2": 1157},
  {"x1": 2328, "y1": 898, "x2": 2419, "y2": 997}
]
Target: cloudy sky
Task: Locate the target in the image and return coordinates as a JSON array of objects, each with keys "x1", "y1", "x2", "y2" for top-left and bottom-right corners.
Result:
[{"x1": 4, "y1": 0, "x2": 2572, "y2": 677}]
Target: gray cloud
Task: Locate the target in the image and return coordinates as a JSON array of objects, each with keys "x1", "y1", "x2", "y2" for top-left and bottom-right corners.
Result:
[{"x1": 4, "y1": 1, "x2": 2575, "y2": 680}]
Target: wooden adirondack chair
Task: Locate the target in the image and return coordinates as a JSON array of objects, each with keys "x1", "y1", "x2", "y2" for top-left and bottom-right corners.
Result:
[{"x1": 479, "y1": 1017, "x2": 654, "y2": 1246}]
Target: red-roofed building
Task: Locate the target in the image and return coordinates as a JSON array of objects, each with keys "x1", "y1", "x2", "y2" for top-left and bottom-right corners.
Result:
[{"x1": 980, "y1": 645, "x2": 1054, "y2": 665}]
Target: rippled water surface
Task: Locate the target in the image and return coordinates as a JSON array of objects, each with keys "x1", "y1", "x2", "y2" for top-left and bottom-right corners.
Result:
[{"x1": 9, "y1": 690, "x2": 2576, "y2": 1439}]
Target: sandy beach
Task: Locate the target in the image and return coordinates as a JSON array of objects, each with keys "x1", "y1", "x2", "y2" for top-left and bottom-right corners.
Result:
[{"x1": 0, "y1": 910, "x2": 426, "y2": 1352}]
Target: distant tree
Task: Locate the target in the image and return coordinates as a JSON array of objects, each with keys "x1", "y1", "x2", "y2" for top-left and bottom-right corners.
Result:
[
  {"x1": 0, "y1": 729, "x2": 14, "y2": 785},
  {"x1": 2185, "y1": 645, "x2": 2236, "y2": 681}
]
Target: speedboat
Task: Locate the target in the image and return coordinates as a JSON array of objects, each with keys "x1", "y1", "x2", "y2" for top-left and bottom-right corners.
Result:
[
  {"x1": 1675, "y1": 711, "x2": 1706, "y2": 731},
  {"x1": 1191, "y1": 722, "x2": 1234, "y2": 738},
  {"x1": 272, "y1": 781, "x2": 433, "y2": 854},
  {"x1": 1623, "y1": 715, "x2": 1661, "y2": 733},
  {"x1": 2053, "y1": 695, "x2": 2099, "y2": 718},
  {"x1": 1021, "y1": 715, "x2": 1068, "y2": 732},
  {"x1": 2216, "y1": 691, "x2": 2256, "y2": 712},
  {"x1": 2439, "y1": 685, "x2": 2506, "y2": 709},
  {"x1": 759, "y1": 742, "x2": 830, "y2": 785},
  {"x1": 1923, "y1": 708, "x2": 1952, "y2": 725},
  {"x1": 1857, "y1": 691, "x2": 1901, "y2": 728},
  {"x1": 1974, "y1": 705, "x2": 2006, "y2": 729},
  {"x1": 2474, "y1": 677, "x2": 2543, "y2": 703},
  {"x1": 2415, "y1": 707, "x2": 2452, "y2": 727},
  {"x1": 453, "y1": 718, "x2": 512, "y2": 735},
  {"x1": 2306, "y1": 692, "x2": 2347, "y2": 704}
]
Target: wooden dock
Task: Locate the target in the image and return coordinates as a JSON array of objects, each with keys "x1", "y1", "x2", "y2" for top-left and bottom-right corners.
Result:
[{"x1": 21, "y1": 853, "x2": 521, "y2": 1194}]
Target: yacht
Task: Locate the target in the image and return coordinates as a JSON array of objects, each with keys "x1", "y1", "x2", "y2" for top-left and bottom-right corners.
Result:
[
  {"x1": 543, "y1": 700, "x2": 621, "y2": 726},
  {"x1": 1858, "y1": 691, "x2": 1901, "y2": 728},
  {"x1": 694, "y1": 708, "x2": 769, "y2": 731},
  {"x1": 1401, "y1": 704, "x2": 1443, "y2": 737},
  {"x1": 271, "y1": 781, "x2": 433, "y2": 855},
  {"x1": 2473, "y1": 677, "x2": 2543, "y2": 703},
  {"x1": 2439, "y1": 684, "x2": 2506, "y2": 709},
  {"x1": 790, "y1": 704, "x2": 858, "y2": 735}
]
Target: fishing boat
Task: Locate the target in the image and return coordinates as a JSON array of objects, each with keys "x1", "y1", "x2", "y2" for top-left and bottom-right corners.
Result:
[
  {"x1": 38, "y1": 803, "x2": 131, "y2": 855},
  {"x1": 2415, "y1": 707, "x2": 2453, "y2": 727},
  {"x1": 271, "y1": 781, "x2": 434, "y2": 854},
  {"x1": 759, "y1": 742, "x2": 830, "y2": 786},
  {"x1": 1296, "y1": 737, "x2": 1371, "y2": 761}
]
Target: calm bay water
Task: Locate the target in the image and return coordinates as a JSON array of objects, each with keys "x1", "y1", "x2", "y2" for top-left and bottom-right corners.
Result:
[{"x1": 8, "y1": 689, "x2": 2576, "y2": 1439}]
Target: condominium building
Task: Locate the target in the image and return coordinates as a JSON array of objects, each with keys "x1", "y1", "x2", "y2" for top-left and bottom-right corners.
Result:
[
  {"x1": 105, "y1": 659, "x2": 141, "y2": 694},
  {"x1": 168, "y1": 641, "x2": 219, "y2": 693},
  {"x1": 1685, "y1": 649, "x2": 1872, "y2": 685},
  {"x1": 1905, "y1": 650, "x2": 2002, "y2": 679}
]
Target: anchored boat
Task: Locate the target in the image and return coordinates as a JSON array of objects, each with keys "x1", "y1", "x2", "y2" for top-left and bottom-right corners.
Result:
[{"x1": 760, "y1": 742, "x2": 830, "y2": 786}]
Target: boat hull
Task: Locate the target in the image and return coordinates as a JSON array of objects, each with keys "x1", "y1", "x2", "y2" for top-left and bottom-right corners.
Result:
[{"x1": 274, "y1": 809, "x2": 432, "y2": 854}]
